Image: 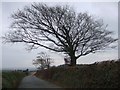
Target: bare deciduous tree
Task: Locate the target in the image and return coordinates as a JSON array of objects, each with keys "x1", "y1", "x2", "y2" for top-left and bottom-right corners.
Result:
[
  {"x1": 33, "y1": 52, "x2": 53, "y2": 69},
  {"x1": 3, "y1": 3, "x2": 117, "y2": 66}
]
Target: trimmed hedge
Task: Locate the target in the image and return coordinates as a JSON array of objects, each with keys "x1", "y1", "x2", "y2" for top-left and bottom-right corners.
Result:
[
  {"x1": 2, "y1": 71, "x2": 26, "y2": 89},
  {"x1": 35, "y1": 60, "x2": 120, "y2": 88}
]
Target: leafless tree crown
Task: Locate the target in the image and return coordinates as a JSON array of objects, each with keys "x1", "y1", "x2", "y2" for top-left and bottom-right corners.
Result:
[
  {"x1": 33, "y1": 52, "x2": 53, "y2": 69},
  {"x1": 3, "y1": 3, "x2": 117, "y2": 65}
]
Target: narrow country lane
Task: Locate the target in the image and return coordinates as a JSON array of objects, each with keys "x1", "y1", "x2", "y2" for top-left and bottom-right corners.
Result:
[{"x1": 18, "y1": 75, "x2": 62, "y2": 89}]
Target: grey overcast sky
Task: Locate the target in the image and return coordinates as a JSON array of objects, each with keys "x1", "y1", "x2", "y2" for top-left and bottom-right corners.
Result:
[{"x1": 1, "y1": 2, "x2": 118, "y2": 70}]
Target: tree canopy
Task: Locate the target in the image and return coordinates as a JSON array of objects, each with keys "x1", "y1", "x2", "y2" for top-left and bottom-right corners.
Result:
[
  {"x1": 3, "y1": 3, "x2": 117, "y2": 66},
  {"x1": 33, "y1": 52, "x2": 53, "y2": 69}
]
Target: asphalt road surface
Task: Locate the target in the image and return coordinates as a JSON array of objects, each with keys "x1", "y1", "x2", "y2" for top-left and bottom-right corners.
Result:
[{"x1": 18, "y1": 75, "x2": 61, "y2": 89}]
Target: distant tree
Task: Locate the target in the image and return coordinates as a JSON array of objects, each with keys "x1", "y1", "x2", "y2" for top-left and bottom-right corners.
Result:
[
  {"x1": 32, "y1": 52, "x2": 53, "y2": 69},
  {"x1": 3, "y1": 3, "x2": 117, "y2": 66}
]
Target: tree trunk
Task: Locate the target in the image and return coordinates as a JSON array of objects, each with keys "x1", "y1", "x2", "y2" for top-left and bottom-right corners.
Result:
[
  {"x1": 47, "y1": 65, "x2": 50, "y2": 69},
  {"x1": 70, "y1": 55, "x2": 76, "y2": 66}
]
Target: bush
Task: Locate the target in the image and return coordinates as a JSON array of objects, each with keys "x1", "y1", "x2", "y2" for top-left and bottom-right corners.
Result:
[
  {"x1": 35, "y1": 60, "x2": 119, "y2": 88},
  {"x1": 2, "y1": 71, "x2": 26, "y2": 89}
]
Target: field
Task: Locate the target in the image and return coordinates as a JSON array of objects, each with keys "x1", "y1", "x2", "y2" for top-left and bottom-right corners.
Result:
[
  {"x1": 2, "y1": 71, "x2": 26, "y2": 89},
  {"x1": 35, "y1": 60, "x2": 120, "y2": 88}
]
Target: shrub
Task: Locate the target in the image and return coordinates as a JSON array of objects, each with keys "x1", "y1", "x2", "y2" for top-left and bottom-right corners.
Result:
[
  {"x1": 2, "y1": 71, "x2": 26, "y2": 88},
  {"x1": 35, "y1": 60, "x2": 119, "y2": 88}
]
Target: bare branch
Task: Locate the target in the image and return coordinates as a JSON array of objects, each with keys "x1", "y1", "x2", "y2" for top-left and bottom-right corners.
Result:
[{"x1": 3, "y1": 3, "x2": 117, "y2": 66}]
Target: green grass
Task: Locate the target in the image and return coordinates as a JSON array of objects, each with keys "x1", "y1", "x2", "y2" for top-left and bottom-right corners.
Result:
[
  {"x1": 35, "y1": 60, "x2": 120, "y2": 88},
  {"x1": 2, "y1": 71, "x2": 26, "y2": 89}
]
